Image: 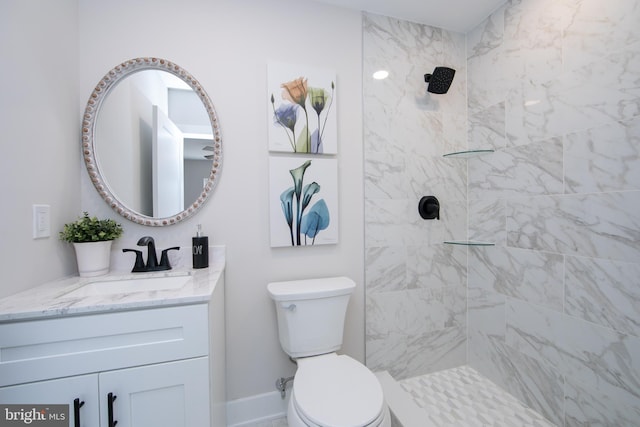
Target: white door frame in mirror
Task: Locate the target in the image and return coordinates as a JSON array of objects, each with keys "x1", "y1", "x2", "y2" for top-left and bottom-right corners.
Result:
[{"x1": 82, "y1": 57, "x2": 222, "y2": 226}]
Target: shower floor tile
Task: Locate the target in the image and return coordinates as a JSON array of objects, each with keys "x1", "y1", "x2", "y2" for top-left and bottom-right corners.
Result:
[{"x1": 399, "y1": 366, "x2": 556, "y2": 427}]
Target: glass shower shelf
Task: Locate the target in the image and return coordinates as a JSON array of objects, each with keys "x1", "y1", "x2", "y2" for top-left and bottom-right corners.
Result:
[
  {"x1": 443, "y1": 149, "x2": 494, "y2": 158},
  {"x1": 443, "y1": 240, "x2": 495, "y2": 246}
]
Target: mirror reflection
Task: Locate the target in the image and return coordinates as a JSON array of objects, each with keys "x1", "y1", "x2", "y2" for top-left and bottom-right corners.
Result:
[
  {"x1": 96, "y1": 70, "x2": 213, "y2": 218},
  {"x1": 83, "y1": 58, "x2": 222, "y2": 226}
]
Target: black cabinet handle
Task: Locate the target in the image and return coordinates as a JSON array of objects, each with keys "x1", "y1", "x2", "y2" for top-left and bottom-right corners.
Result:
[
  {"x1": 73, "y1": 398, "x2": 85, "y2": 427},
  {"x1": 107, "y1": 392, "x2": 118, "y2": 427}
]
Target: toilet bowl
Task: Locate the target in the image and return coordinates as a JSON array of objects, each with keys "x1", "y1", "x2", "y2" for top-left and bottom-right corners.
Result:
[
  {"x1": 287, "y1": 353, "x2": 390, "y2": 427},
  {"x1": 267, "y1": 277, "x2": 391, "y2": 427}
]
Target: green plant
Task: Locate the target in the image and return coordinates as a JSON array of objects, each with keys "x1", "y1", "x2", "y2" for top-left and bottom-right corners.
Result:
[{"x1": 59, "y1": 212, "x2": 123, "y2": 243}]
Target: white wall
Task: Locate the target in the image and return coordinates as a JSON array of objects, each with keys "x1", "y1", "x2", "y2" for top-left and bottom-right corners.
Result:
[
  {"x1": 0, "y1": 0, "x2": 80, "y2": 297},
  {"x1": 77, "y1": 0, "x2": 364, "y2": 400}
]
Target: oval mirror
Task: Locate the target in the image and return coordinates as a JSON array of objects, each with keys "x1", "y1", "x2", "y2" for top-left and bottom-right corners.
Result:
[{"x1": 82, "y1": 57, "x2": 222, "y2": 226}]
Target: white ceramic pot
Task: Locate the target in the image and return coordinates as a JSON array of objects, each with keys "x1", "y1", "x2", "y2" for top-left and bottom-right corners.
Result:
[{"x1": 73, "y1": 240, "x2": 113, "y2": 277}]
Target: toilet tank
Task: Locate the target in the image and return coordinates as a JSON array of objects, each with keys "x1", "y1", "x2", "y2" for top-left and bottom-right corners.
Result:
[{"x1": 267, "y1": 277, "x2": 356, "y2": 358}]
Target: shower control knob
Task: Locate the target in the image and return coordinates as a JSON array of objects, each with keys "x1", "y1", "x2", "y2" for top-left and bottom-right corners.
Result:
[{"x1": 418, "y1": 196, "x2": 440, "y2": 220}]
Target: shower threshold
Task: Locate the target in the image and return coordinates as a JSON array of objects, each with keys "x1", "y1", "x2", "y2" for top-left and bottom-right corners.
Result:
[{"x1": 376, "y1": 366, "x2": 556, "y2": 427}]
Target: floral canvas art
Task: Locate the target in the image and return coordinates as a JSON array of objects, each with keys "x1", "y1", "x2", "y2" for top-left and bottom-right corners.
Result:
[
  {"x1": 268, "y1": 62, "x2": 337, "y2": 154},
  {"x1": 269, "y1": 156, "x2": 338, "y2": 247}
]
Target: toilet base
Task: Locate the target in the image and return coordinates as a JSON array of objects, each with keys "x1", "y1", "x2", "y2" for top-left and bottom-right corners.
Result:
[{"x1": 287, "y1": 390, "x2": 391, "y2": 427}]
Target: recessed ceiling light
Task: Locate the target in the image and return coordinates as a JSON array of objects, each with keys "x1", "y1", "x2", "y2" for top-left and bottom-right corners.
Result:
[{"x1": 373, "y1": 70, "x2": 389, "y2": 80}]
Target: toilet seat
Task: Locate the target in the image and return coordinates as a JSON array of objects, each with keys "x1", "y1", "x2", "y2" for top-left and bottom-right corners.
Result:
[
  {"x1": 292, "y1": 396, "x2": 388, "y2": 427},
  {"x1": 292, "y1": 353, "x2": 386, "y2": 427}
]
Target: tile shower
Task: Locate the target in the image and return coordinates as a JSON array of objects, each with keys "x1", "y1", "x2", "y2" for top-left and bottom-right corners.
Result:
[{"x1": 363, "y1": 0, "x2": 640, "y2": 425}]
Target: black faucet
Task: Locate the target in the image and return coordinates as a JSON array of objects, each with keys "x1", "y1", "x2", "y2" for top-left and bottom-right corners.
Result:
[{"x1": 122, "y1": 236, "x2": 180, "y2": 272}]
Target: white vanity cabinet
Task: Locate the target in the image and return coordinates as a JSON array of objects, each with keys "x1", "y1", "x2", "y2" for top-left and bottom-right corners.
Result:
[
  {"x1": 0, "y1": 358, "x2": 210, "y2": 427},
  {"x1": 0, "y1": 374, "x2": 100, "y2": 427},
  {"x1": 0, "y1": 272, "x2": 226, "y2": 427},
  {"x1": 98, "y1": 357, "x2": 210, "y2": 427}
]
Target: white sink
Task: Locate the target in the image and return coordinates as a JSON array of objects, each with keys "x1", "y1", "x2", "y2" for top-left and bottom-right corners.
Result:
[{"x1": 65, "y1": 274, "x2": 192, "y2": 298}]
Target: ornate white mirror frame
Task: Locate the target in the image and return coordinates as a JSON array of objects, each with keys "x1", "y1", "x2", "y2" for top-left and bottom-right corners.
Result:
[{"x1": 82, "y1": 57, "x2": 222, "y2": 226}]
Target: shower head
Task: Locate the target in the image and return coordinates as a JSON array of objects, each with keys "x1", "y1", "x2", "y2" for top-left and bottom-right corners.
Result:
[{"x1": 424, "y1": 67, "x2": 456, "y2": 94}]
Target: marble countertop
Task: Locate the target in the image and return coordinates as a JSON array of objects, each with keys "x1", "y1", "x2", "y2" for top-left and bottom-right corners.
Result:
[{"x1": 0, "y1": 247, "x2": 225, "y2": 323}]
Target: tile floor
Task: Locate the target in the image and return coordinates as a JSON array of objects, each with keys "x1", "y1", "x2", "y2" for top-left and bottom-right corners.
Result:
[
  {"x1": 399, "y1": 366, "x2": 556, "y2": 426},
  {"x1": 240, "y1": 365, "x2": 555, "y2": 427}
]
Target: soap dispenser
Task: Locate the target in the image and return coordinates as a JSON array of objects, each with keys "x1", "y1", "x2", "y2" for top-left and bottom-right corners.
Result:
[{"x1": 192, "y1": 224, "x2": 209, "y2": 269}]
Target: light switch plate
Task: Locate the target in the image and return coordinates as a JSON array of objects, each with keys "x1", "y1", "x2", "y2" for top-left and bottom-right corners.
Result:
[{"x1": 33, "y1": 204, "x2": 51, "y2": 239}]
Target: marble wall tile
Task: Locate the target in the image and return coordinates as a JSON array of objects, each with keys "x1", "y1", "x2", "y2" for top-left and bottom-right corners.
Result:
[
  {"x1": 440, "y1": 30, "x2": 468, "y2": 152},
  {"x1": 367, "y1": 327, "x2": 466, "y2": 380},
  {"x1": 467, "y1": 6, "x2": 505, "y2": 113},
  {"x1": 553, "y1": 47, "x2": 640, "y2": 133},
  {"x1": 561, "y1": 314, "x2": 640, "y2": 403},
  {"x1": 410, "y1": 156, "x2": 466, "y2": 202},
  {"x1": 366, "y1": 287, "x2": 464, "y2": 339},
  {"x1": 468, "y1": 102, "x2": 506, "y2": 151},
  {"x1": 407, "y1": 154, "x2": 465, "y2": 210},
  {"x1": 503, "y1": 0, "x2": 565, "y2": 86},
  {"x1": 441, "y1": 29, "x2": 467, "y2": 69},
  {"x1": 391, "y1": 109, "x2": 443, "y2": 159},
  {"x1": 466, "y1": 0, "x2": 640, "y2": 424},
  {"x1": 469, "y1": 246, "x2": 564, "y2": 310},
  {"x1": 506, "y1": 48, "x2": 640, "y2": 145},
  {"x1": 565, "y1": 376, "x2": 640, "y2": 427},
  {"x1": 363, "y1": 1, "x2": 640, "y2": 423},
  {"x1": 405, "y1": 199, "x2": 442, "y2": 248},
  {"x1": 365, "y1": 245, "x2": 407, "y2": 293},
  {"x1": 468, "y1": 198, "x2": 506, "y2": 245},
  {"x1": 441, "y1": 94, "x2": 468, "y2": 154},
  {"x1": 469, "y1": 329, "x2": 565, "y2": 425},
  {"x1": 441, "y1": 200, "x2": 467, "y2": 243},
  {"x1": 363, "y1": 16, "x2": 442, "y2": 109},
  {"x1": 406, "y1": 244, "x2": 467, "y2": 290},
  {"x1": 366, "y1": 332, "x2": 409, "y2": 376},
  {"x1": 564, "y1": 116, "x2": 640, "y2": 194},
  {"x1": 363, "y1": 98, "x2": 392, "y2": 147},
  {"x1": 468, "y1": 285, "x2": 506, "y2": 340},
  {"x1": 506, "y1": 299, "x2": 640, "y2": 406},
  {"x1": 565, "y1": 255, "x2": 640, "y2": 337},
  {"x1": 468, "y1": 137, "x2": 563, "y2": 199},
  {"x1": 499, "y1": 343, "x2": 565, "y2": 425},
  {"x1": 506, "y1": 192, "x2": 640, "y2": 263},
  {"x1": 504, "y1": 79, "x2": 551, "y2": 146},
  {"x1": 505, "y1": 298, "x2": 565, "y2": 370},
  {"x1": 563, "y1": 0, "x2": 640, "y2": 71},
  {"x1": 363, "y1": 13, "x2": 443, "y2": 64},
  {"x1": 467, "y1": 287, "x2": 508, "y2": 396},
  {"x1": 364, "y1": 198, "x2": 409, "y2": 248},
  {"x1": 364, "y1": 11, "x2": 469, "y2": 379},
  {"x1": 364, "y1": 150, "x2": 407, "y2": 200},
  {"x1": 402, "y1": 327, "x2": 467, "y2": 378}
]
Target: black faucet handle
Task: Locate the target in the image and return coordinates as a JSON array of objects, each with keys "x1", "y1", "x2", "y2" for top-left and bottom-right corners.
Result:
[
  {"x1": 122, "y1": 249, "x2": 145, "y2": 272},
  {"x1": 159, "y1": 247, "x2": 180, "y2": 270}
]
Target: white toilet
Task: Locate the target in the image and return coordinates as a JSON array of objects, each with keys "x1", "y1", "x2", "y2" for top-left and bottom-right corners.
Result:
[{"x1": 267, "y1": 277, "x2": 391, "y2": 427}]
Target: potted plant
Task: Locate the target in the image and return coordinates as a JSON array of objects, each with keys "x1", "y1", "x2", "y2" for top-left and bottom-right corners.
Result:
[{"x1": 60, "y1": 212, "x2": 123, "y2": 277}]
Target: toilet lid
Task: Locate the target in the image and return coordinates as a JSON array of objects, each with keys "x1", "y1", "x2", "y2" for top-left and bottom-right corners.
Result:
[{"x1": 294, "y1": 354, "x2": 384, "y2": 427}]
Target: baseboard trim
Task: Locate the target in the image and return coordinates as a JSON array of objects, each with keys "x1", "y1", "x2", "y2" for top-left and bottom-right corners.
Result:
[{"x1": 226, "y1": 390, "x2": 289, "y2": 427}]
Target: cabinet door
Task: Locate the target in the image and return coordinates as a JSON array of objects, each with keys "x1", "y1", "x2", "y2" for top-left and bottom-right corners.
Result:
[
  {"x1": 98, "y1": 357, "x2": 210, "y2": 427},
  {"x1": 0, "y1": 374, "x2": 99, "y2": 427}
]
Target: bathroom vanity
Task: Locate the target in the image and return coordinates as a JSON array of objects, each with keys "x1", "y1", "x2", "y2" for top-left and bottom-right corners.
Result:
[{"x1": 0, "y1": 248, "x2": 226, "y2": 427}]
